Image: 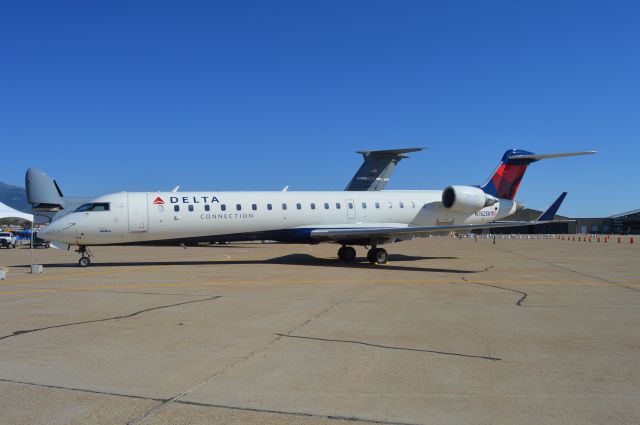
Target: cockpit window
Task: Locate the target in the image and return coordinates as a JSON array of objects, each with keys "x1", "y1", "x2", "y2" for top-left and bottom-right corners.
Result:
[{"x1": 74, "y1": 202, "x2": 110, "y2": 212}]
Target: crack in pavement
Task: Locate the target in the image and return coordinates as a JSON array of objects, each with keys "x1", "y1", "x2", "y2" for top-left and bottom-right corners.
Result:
[
  {"x1": 491, "y1": 244, "x2": 640, "y2": 293},
  {"x1": 128, "y1": 284, "x2": 373, "y2": 425},
  {"x1": 0, "y1": 296, "x2": 221, "y2": 342},
  {"x1": 0, "y1": 377, "x2": 166, "y2": 402},
  {"x1": 462, "y1": 276, "x2": 528, "y2": 307},
  {"x1": 275, "y1": 333, "x2": 502, "y2": 361},
  {"x1": 0, "y1": 377, "x2": 419, "y2": 425},
  {"x1": 177, "y1": 399, "x2": 422, "y2": 425}
]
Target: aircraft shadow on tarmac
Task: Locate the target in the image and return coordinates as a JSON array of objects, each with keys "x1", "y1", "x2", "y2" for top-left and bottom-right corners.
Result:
[{"x1": 20, "y1": 253, "x2": 476, "y2": 274}]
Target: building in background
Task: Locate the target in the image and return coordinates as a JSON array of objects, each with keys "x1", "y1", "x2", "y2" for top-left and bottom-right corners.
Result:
[
  {"x1": 483, "y1": 208, "x2": 639, "y2": 235},
  {"x1": 611, "y1": 209, "x2": 640, "y2": 234}
]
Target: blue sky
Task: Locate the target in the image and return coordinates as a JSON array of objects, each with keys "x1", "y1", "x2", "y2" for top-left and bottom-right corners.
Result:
[{"x1": 1, "y1": 1, "x2": 638, "y2": 216}]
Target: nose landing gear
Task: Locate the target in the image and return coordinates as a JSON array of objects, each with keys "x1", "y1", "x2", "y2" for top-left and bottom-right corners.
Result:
[{"x1": 75, "y1": 246, "x2": 93, "y2": 267}]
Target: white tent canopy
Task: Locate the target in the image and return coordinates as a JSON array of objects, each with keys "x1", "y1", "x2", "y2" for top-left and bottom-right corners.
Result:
[{"x1": 0, "y1": 201, "x2": 33, "y2": 222}]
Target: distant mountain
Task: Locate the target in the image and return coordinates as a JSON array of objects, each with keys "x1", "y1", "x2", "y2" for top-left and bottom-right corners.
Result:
[{"x1": 0, "y1": 181, "x2": 31, "y2": 213}]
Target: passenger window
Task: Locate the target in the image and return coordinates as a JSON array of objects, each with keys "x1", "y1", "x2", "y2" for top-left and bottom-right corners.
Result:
[
  {"x1": 204, "y1": 205, "x2": 210, "y2": 212},
  {"x1": 174, "y1": 205, "x2": 180, "y2": 212},
  {"x1": 267, "y1": 203, "x2": 272, "y2": 210},
  {"x1": 348, "y1": 202, "x2": 353, "y2": 209},
  {"x1": 362, "y1": 202, "x2": 367, "y2": 209},
  {"x1": 310, "y1": 203, "x2": 316, "y2": 210},
  {"x1": 387, "y1": 201, "x2": 392, "y2": 209},
  {"x1": 336, "y1": 202, "x2": 341, "y2": 209},
  {"x1": 252, "y1": 204, "x2": 257, "y2": 211},
  {"x1": 188, "y1": 205, "x2": 194, "y2": 212},
  {"x1": 296, "y1": 203, "x2": 302, "y2": 210},
  {"x1": 375, "y1": 202, "x2": 380, "y2": 209},
  {"x1": 399, "y1": 202, "x2": 404, "y2": 208},
  {"x1": 324, "y1": 203, "x2": 329, "y2": 209},
  {"x1": 410, "y1": 202, "x2": 415, "y2": 208},
  {"x1": 282, "y1": 203, "x2": 287, "y2": 210},
  {"x1": 221, "y1": 204, "x2": 226, "y2": 211},
  {"x1": 236, "y1": 204, "x2": 242, "y2": 211}
]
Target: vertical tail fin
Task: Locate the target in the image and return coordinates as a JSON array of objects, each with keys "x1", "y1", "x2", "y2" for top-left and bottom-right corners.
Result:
[
  {"x1": 480, "y1": 149, "x2": 595, "y2": 200},
  {"x1": 480, "y1": 149, "x2": 536, "y2": 200}
]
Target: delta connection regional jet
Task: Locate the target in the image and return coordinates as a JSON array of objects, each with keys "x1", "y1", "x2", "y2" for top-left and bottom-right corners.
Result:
[{"x1": 39, "y1": 149, "x2": 594, "y2": 267}]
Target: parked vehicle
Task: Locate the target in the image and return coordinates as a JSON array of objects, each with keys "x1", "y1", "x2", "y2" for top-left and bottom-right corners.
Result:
[
  {"x1": 0, "y1": 232, "x2": 17, "y2": 249},
  {"x1": 31, "y1": 232, "x2": 50, "y2": 249}
]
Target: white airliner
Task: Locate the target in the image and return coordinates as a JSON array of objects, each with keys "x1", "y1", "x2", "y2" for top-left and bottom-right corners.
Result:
[{"x1": 39, "y1": 149, "x2": 594, "y2": 267}]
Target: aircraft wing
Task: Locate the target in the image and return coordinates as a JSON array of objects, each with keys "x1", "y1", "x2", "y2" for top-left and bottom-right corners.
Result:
[{"x1": 309, "y1": 220, "x2": 559, "y2": 242}]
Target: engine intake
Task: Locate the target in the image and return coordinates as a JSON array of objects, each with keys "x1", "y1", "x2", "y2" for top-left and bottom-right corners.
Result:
[{"x1": 442, "y1": 185, "x2": 498, "y2": 212}]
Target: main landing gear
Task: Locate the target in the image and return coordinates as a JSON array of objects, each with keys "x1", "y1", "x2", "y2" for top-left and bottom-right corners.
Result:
[
  {"x1": 337, "y1": 245, "x2": 388, "y2": 265},
  {"x1": 337, "y1": 245, "x2": 356, "y2": 262},
  {"x1": 367, "y1": 247, "x2": 388, "y2": 264},
  {"x1": 75, "y1": 246, "x2": 93, "y2": 267}
]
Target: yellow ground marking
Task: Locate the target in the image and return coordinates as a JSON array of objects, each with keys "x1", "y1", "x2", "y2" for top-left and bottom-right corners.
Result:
[{"x1": 0, "y1": 277, "x2": 638, "y2": 296}]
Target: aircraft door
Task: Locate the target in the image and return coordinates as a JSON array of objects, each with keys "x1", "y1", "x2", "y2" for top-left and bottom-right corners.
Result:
[
  {"x1": 346, "y1": 199, "x2": 356, "y2": 220},
  {"x1": 127, "y1": 193, "x2": 149, "y2": 232}
]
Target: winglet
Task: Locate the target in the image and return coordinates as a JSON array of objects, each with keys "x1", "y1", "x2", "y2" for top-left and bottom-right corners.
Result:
[{"x1": 537, "y1": 192, "x2": 568, "y2": 221}]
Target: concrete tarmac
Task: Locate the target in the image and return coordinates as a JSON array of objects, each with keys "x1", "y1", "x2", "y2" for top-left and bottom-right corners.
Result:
[{"x1": 0, "y1": 237, "x2": 638, "y2": 425}]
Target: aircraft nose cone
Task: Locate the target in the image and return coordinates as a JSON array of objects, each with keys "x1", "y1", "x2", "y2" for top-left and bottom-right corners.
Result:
[
  {"x1": 38, "y1": 218, "x2": 67, "y2": 241},
  {"x1": 37, "y1": 223, "x2": 55, "y2": 241}
]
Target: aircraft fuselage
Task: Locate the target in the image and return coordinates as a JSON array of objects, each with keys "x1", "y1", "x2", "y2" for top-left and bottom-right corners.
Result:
[{"x1": 40, "y1": 190, "x2": 519, "y2": 246}]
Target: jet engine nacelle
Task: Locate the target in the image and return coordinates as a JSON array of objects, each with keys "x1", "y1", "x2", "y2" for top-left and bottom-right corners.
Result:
[{"x1": 442, "y1": 185, "x2": 498, "y2": 212}]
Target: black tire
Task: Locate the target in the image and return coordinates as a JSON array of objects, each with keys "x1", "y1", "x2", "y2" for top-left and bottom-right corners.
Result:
[
  {"x1": 337, "y1": 246, "x2": 346, "y2": 260},
  {"x1": 342, "y1": 246, "x2": 356, "y2": 262},
  {"x1": 79, "y1": 257, "x2": 91, "y2": 267},
  {"x1": 375, "y1": 248, "x2": 388, "y2": 264},
  {"x1": 367, "y1": 249, "x2": 377, "y2": 264}
]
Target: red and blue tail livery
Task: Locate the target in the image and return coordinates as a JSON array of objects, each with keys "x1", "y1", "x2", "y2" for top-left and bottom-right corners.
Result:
[{"x1": 480, "y1": 149, "x2": 595, "y2": 200}]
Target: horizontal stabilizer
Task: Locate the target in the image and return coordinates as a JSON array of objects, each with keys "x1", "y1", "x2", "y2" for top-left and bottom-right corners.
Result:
[
  {"x1": 537, "y1": 192, "x2": 568, "y2": 221},
  {"x1": 355, "y1": 147, "x2": 424, "y2": 158},
  {"x1": 508, "y1": 151, "x2": 596, "y2": 161}
]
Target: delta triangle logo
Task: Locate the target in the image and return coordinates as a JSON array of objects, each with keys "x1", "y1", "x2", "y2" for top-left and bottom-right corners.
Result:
[{"x1": 153, "y1": 196, "x2": 165, "y2": 205}]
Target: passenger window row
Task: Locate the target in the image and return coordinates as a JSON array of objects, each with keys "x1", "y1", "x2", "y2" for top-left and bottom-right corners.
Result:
[{"x1": 170, "y1": 201, "x2": 421, "y2": 213}]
